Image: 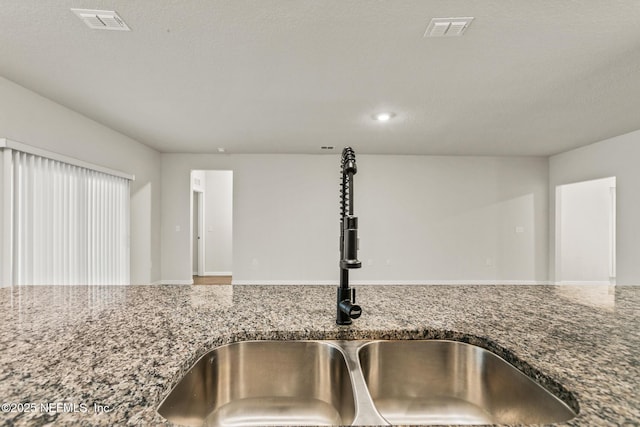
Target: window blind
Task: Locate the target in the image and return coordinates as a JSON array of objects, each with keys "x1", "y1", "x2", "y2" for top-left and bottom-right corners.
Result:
[{"x1": 8, "y1": 150, "x2": 130, "y2": 285}]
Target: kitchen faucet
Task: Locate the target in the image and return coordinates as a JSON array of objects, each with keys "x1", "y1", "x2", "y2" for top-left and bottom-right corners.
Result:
[{"x1": 337, "y1": 147, "x2": 362, "y2": 325}]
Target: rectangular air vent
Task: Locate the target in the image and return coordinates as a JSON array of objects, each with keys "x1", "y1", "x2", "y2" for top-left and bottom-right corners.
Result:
[
  {"x1": 71, "y1": 9, "x2": 131, "y2": 31},
  {"x1": 424, "y1": 17, "x2": 474, "y2": 37}
]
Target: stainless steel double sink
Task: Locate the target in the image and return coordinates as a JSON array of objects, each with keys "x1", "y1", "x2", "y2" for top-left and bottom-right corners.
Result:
[{"x1": 157, "y1": 340, "x2": 577, "y2": 426}]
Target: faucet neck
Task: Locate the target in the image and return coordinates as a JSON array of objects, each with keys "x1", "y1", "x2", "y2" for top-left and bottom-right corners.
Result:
[{"x1": 337, "y1": 147, "x2": 362, "y2": 325}]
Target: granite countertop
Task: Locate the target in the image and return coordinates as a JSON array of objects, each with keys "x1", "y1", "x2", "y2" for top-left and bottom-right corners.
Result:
[{"x1": 0, "y1": 284, "x2": 638, "y2": 426}]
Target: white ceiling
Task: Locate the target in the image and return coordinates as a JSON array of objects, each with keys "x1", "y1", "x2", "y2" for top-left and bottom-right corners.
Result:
[{"x1": 2, "y1": 1, "x2": 640, "y2": 156}]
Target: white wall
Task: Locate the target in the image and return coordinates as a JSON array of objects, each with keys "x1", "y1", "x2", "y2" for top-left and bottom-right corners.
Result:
[
  {"x1": 192, "y1": 191, "x2": 199, "y2": 274},
  {"x1": 557, "y1": 177, "x2": 615, "y2": 283},
  {"x1": 0, "y1": 76, "x2": 162, "y2": 285},
  {"x1": 161, "y1": 154, "x2": 548, "y2": 284},
  {"x1": 0, "y1": 151, "x2": 4, "y2": 283},
  {"x1": 204, "y1": 171, "x2": 233, "y2": 274},
  {"x1": 550, "y1": 129, "x2": 640, "y2": 285},
  {"x1": 359, "y1": 156, "x2": 548, "y2": 283}
]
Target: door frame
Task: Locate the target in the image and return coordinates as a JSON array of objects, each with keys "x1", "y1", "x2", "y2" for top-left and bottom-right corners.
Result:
[
  {"x1": 554, "y1": 176, "x2": 616, "y2": 284},
  {"x1": 193, "y1": 189, "x2": 205, "y2": 277}
]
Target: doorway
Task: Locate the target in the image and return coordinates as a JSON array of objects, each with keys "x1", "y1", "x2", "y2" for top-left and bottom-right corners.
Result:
[
  {"x1": 190, "y1": 170, "x2": 233, "y2": 285},
  {"x1": 555, "y1": 176, "x2": 616, "y2": 285}
]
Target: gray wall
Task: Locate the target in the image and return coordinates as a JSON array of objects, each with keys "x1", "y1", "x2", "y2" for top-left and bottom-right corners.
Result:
[
  {"x1": 0, "y1": 150, "x2": 4, "y2": 283},
  {"x1": 162, "y1": 153, "x2": 549, "y2": 284},
  {"x1": 0, "y1": 76, "x2": 162, "y2": 285},
  {"x1": 549, "y1": 129, "x2": 640, "y2": 285}
]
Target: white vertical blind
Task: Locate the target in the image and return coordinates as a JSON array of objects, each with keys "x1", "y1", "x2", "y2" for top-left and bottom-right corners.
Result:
[{"x1": 10, "y1": 150, "x2": 130, "y2": 285}]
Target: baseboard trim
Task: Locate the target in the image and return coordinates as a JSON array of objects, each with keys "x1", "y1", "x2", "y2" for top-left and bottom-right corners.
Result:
[
  {"x1": 192, "y1": 272, "x2": 233, "y2": 276},
  {"x1": 3, "y1": 280, "x2": 554, "y2": 286},
  {"x1": 352, "y1": 280, "x2": 552, "y2": 285},
  {"x1": 159, "y1": 280, "x2": 193, "y2": 285},
  {"x1": 204, "y1": 271, "x2": 233, "y2": 276},
  {"x1": 231, "y1": 280, "x2": 552, "y2": 286},
  {"x1": 555, "y1": 280, "x2": 613, "y2": 286},
  {"x1": 232, "y1": 280, "x2": 336, "y2": 285}
]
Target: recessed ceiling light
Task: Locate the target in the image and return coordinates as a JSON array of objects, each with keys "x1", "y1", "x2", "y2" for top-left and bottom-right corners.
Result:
[
  {"x1": 217, "y1": 147, "x2": 226, "y2": 153},
  {"x1": 373, "y1": 112, "x2": 396, "y2": 122}
]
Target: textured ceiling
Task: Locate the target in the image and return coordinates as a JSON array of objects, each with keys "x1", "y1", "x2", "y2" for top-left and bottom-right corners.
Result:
[{"x1": 1, "y1": 0, "x2": 640, "y2": 155}]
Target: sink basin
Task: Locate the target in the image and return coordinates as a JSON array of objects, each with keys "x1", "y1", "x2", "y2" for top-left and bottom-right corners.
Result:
[
  {"x1": 157, "y1": 341, "x2": 356, "y2": 427},
  {"x1": 158, "y1": 339, "x2": 577, "y2": 426},
  {"x1": 358, "y1": 340, "x2": 577, "y2": 425}
]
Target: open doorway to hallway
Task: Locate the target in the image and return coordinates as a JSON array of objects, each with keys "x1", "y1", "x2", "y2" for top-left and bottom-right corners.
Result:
[
  {"x1": 190, "y1": 170, "x2": 233, "y2": 285},
  {"x1": 555, "y1": 176, "x2": 616, "y2": 285}
]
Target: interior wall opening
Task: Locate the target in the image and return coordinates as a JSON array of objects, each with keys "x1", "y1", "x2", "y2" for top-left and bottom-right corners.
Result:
[
  {"x1": 190, "y1": 170, "x2": 233, "y2": 285},
  {"x1": 555, "y1": 176, "x2": 616, "y2": 285}
]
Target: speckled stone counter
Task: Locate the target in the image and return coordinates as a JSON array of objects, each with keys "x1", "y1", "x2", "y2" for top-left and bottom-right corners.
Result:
[{"x1": 0, "y1": 284, "x2": 638, "y2": 426}]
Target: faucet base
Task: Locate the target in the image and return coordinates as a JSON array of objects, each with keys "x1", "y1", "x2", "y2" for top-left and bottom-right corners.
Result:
[{"x1": 336, "y1": 286, "x2": 361, "y2": 325}]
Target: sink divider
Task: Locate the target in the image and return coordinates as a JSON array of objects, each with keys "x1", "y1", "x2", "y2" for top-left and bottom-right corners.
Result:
[{"x1": 329, "y1": 340, "x2": 391, "y2": 426}]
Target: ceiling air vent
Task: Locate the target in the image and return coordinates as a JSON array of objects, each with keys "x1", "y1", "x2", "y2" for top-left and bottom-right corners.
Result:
[
  {"x1": 71, "y1": 9, "x2": 131, "y2": 31},
  {"x1": 424, "y1": 17, "x2": 474, "y2": 37}
]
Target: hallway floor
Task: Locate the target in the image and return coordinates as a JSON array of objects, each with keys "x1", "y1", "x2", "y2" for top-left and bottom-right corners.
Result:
[{"x1": 192, "y1": 275, "x2": 232, "y2": 285}]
